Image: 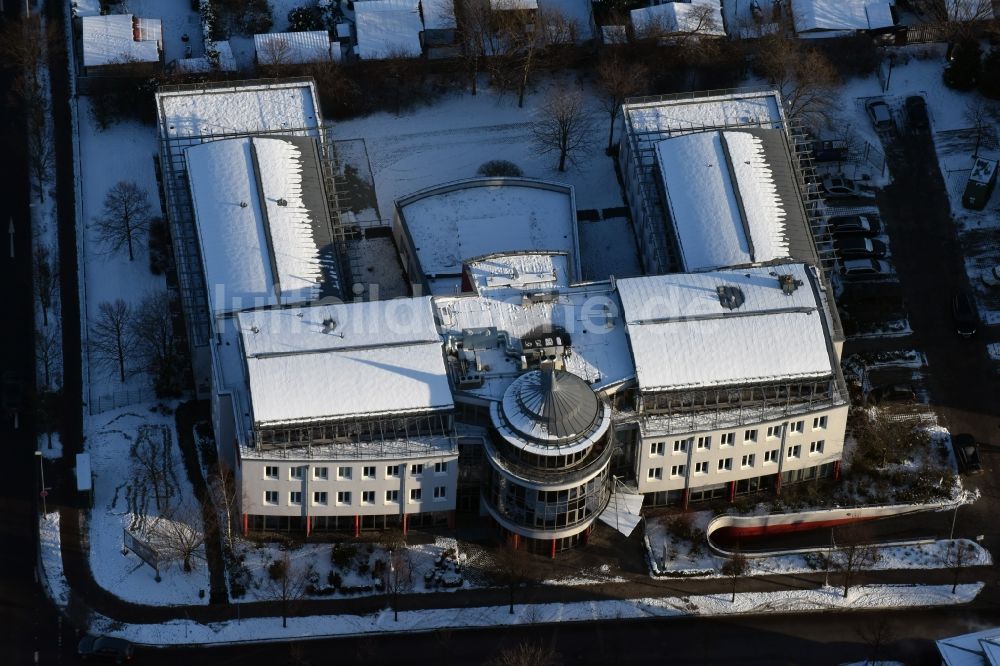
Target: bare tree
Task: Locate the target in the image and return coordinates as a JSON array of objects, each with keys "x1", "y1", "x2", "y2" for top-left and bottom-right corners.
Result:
[
  {"x1": 91, "y1": 299, "x2": 136, "y2": 383},
  {"x1": 132, "y1": 424, "x2": 175, "y2": 513},
  {"x1": 964, "y1": 98, "x2": 993, "y2": 158},
  {"x1": 382, "y1": 547, "x2": 414, "y2": 621},
  {"x1": 35, "y1": 327, "x2": 62, "y2": 391},
  {"x1": 597, "y1": 54, "x2": 648, "y2": 153},
  {"x1": 24, "y1": 86, "x2": 54, "y2": 203},
  {"x1": 834, "y1": 525, "x2": 881, "y2": 598},
  {"x1": 208, "y1": 462, "x2": 241, "y2": 553},
  {"x1": 33, "y1": 244, "x2": 58, "y2": 327},
  {"x1": 856, "y1": 614, "x2": 896, "y2": 666},
  {"x1": 493, "y1": 539, "x2": 531, "y2": 614},
  {"x1": 257, "y1": 35, "x2": 293, "y2": 70},
  {"x1": 721, "y1": 550, "x2": 749, "y2": 603},
  {"x1": 532, "y1": 87, "x2": 594, "y2": 172},
  {"x1": 267, "y1": 549, "x2": 314, "y2": 628},
  {"x1": 455, "y1": 0, "x2": 492, "y2": 95},
  {"x1": 917, "y1": 0, "x2": 995, "y2": 40},
  {"x1": 754, "y1": 36, "x2": 840, "y2": 126},
  {"x1": 943, "y1": 540, "x2": 977, "y2": 593},
  {"x1": 486, "y1": 640, "x2": 560, "y2": 666},
  {"x1": 152, "y1": 500, "x2": 206, "y2": 573},
  {"x1": 851, "y1": 408, "x2": 926, "y2": 469},
  {"x1": 131, "y1": 290, "x2": 177, "y2": 385},
  {"x1": 93, "y1": 181, "x2": 153, "y2": 261},
  {"x1": 492, "y1": 4, "x2": 575, "y2": 107}
]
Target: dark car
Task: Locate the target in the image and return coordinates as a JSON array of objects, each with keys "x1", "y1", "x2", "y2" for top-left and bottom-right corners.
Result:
[
  {"x1": 820, "y1": 176, "x2": 875, "y2": 199},
  {"x1": 78, "y1": 635, "x2": 134, "y2": 663},
  {"x1": 867, "y1": 383, "x2": 917, "y2": 404},
  {"x1": 828, "y1": 214, "x2": 882, "y2": 238},
  {"x1": 952, "y1": 291, "x2": 980, "y2": 337},
  {"x1": 954, "y1": 433, "x2": 983, "y2": 474},
  {"x1": 905, "y1": 96, "x2": 929, "y2": 131},
  {"x1": 834, "y1": 236, "x2": 888, "y2": 259}
]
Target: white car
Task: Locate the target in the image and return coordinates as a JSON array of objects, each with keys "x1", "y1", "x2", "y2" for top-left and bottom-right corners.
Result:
[{"x1": 841, "y1": 258, "x2": 892, "y2": 280}]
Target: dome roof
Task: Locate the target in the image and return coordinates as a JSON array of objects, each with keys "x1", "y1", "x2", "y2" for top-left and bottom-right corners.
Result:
[{"x1": 503, "y1": 369, "x2": 601, "y2": 442}]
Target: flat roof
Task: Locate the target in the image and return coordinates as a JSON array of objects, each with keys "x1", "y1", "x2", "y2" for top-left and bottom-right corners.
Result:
[
  {"x1": 464, "y1": 252, "x2": 572, "y2": 295},
  {"x1": 623, "y1": 89, "x2": 786, "y2": 139},
  {"x1": 354, "y1": 0, "x2": 424, "y2": 60},
  {"x1": 790, "y1": 0, "x2": 894, "y2": 32},
  {"x1": 81, "y1": 14, "x2": 160, "y2": 67},
  {"x1": 617, "y1": 264, "x2": 834, "y2": 392},
  {"x1": 157, "y1": 80, "x2": 321, "y2": 140},
  {"x1": 239, "y1": 297, "x2": 454, "y2": 427},
  {"x1": 630, "y1": 0, "x2": 724, "y2": 37},
  {"x1": 396, "y1": 178, "x2": 581, "y2": 295},
  {"x1": 185, "y1": 136, "x2": 339, "y2": 315},
  {"x1": 657, "y1": 129, "x2": 812, "y2": 271},
  {"x1": 254, "y1": 31, "x2": 333, "y2": 64}
]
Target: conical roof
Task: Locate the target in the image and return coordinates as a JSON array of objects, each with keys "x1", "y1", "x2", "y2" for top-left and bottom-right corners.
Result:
[{"x1": 508, "y1": 369, "x2": 600, "y2": 441}]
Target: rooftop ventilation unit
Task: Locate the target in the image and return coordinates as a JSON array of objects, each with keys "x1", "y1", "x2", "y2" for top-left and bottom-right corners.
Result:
[
  {"x1": 716, "y1": 285, "x2": 745, "y2": 310},
  {"x1": 522, "y1": 291, "x2": 559, "y2": 307},
  {"x1": 778, "y1": 274, "x2": 803, "y2": 295},
  {"x1": 321, "y1": 318, "x2": 338, "y2": 334}
]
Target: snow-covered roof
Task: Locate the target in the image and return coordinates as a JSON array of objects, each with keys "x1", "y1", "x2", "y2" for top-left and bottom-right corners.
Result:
[
  {"x1": 434, "y1": 281, "x2": 635, "y2": 401},
  {"x1": 656, "y1": 130, "x2": 791, "y2": 271},
  {"x1": 185, "y1": 136, "x2": 339, "y2": 315},
  {"x1": 254, "y1": 31, "x2": 334, "y2": 64},
  {"x1": 491, "y1": 0, "x2": 539, "y2": 9},
  {"x1": 71, "y1": 0, "x2": 102, "y2": 18},
  {"x1": 464, "y1": 252, "x2": 572, "y2": 295},
  {"x1": 395, "y1": 178, "x2": 581, "y2": 295},
  {"x1": 81, "y1": 14, "x2": 161, "y2": 67},
  {"x1": 157, "y1": 80, "x2": 321, "y2": 140},
  {"x1": 354, "y1": 0, "x2": 424, "y2": 60},
  {"x1": 539, "y1": 0, "x2": 595, "y2": 40},
  {"x1": 631, "y1": 0, "x2": 725, "y2": 37},
  {"x1": 173, "y1": 41, "x2": 237, "y2": 73},
  {"x1": 421, "y1": 0, "x2": 458, "y2": 29},
  {"x1": 238, "y1": 297, "x2": 454, "y2": 426},
  {"x1": 617, "y1": 264, "x2": 835, "y2": 392},
  {"x1": 937, "y1": 627, "x2": 1000, "y2": 666},
  {"x1": 790, "y1": 0, "x2": 894, "y2": 33},
  {"x1": 623, "y1": 89, "x2": 786, "y2": 138}
]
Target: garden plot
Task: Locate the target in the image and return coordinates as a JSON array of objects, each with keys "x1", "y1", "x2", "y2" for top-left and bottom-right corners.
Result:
[
  {"x1": 231, "y1": 536, "x2": 495, "y2": 603},
  {"x1": 85, "y1": 403, "x2": 210, "y2": 606}
]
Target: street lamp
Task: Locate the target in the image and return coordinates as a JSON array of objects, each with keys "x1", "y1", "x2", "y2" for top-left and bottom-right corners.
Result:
[{"x1": 34, "y1": 450, "x2": 47, "y2": 515}]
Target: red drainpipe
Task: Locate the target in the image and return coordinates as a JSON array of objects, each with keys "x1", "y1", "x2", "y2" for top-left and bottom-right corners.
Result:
[
  {"x1": 306, "y1": 515, "x2": 311, "y2": 538},
  {"x1": 681, "y1": 488, "x2": 689, "y2": 510},
  {"x1": 550, "y1": 539, "x2": 557, "y2": 559},
  {"x1": 728, "y1": 481, "x2": 736, "y2": 503},
  {"x1": 354, "y1": 515, "x2": 360, "y2": 538},
  {"x1": 402, "y1": 513, "x2": 408, "y2": 536},
  {"x1": 834, "y1": 460, "x2": 841, "y2": 481},
  {"x1": 242, "y1": 513, "x2": 248, "y2": 536}
]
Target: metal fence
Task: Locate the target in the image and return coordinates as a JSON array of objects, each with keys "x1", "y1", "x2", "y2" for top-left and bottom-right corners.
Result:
[{"x1": 88, "y1": 387, "x2": 158, "y2": 415}]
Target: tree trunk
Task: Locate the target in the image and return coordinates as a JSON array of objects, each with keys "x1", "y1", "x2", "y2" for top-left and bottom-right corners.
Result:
[
  {"x1": 184, "y1": 555, "x2": 192, "y2": 572},
  {"x1": 127, "y1": 233, "x2": 135, "y2": 261},
  {"x1": 607, "y1": 110, "x2": 617, "y2": 153},
  {"x1": 731, "y1": 577, "x2": 736, "y2": 603},
  {"x1": 558, "y1": 148, "x2": 567, "y2": 172},
  {"x1": 509, "y1": 583, "x2": 514, "y2": 614}
]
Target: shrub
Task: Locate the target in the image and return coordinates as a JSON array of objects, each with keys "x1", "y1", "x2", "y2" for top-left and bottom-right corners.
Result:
[
  {"x1": 476, "y1": 160, "x2": 524, "y2": 177},
  {"x1": 331, "y1": 543, "x2": 358, "y2": 568},
  {"x1": 287, "y1": 6, "x2": 323, "y2": 31},
  {"x1": 666, "y1": 513, "x2": 695, "y2": 541},
  {"x1": 327, "y1": 571, "x2": 342, "y2": 588},
  {"x1": 267, "y1": 559, "x2": 286, "y2": 581}
]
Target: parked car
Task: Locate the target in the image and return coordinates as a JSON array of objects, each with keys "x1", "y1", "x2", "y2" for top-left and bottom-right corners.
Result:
[
  {"x1": 828, "y1": 214, "x2": 882, "y2": 238},
  {"x1": 905, "y1": 96, "x2": 929, "y2": 131},
  {"x1": 867, "y1": 383, "x2": 917, "y2": 404},
  {"x1": 78, "y1": 635, "x2": 134, "y2": 663},
  {"x1": 834, "y1": 236, "x2": 887, "y2": 259},
  {"x1": 953, "y1": 433, "x2": 983, "y2": 474},
  {"x1": 866, "y1": 100, "x2": 894, "y2": 132},
  {"x1": 952, "y1": 291, "x2": 980, "y2": 337},
  {"x1": 841, "y1": 258, "x2": 892, "y2": 280},
  {"x1": 820, "y1": 176, "x2": 875, "y2": 199}
]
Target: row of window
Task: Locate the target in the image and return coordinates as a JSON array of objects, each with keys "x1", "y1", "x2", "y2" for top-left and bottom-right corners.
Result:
[
  {"x1": 647, "y1": 441, "x2": 826, "y2": 480},
  {"x1": 648, "y1": 418, "x2": 829, "y2": 457},
  {"x1": 263, "y1": 486, "x2": 449, "y2": 507},
  {"x1": 263, "y1": 462, "x2": 449, "y2": 482}
]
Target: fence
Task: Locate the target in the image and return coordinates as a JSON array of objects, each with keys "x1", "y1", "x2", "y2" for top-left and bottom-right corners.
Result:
[{"x1": 88, "y1": 386, "x2": 158, "y2": 415}]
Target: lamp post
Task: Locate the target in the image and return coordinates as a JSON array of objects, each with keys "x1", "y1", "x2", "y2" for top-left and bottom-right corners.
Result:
[
  {"x1": 950, "y1": 502, "x2": 960, "y2": 541},
  {"x1": 34, "y1": 451, "x2": 47, "y2": 515}
]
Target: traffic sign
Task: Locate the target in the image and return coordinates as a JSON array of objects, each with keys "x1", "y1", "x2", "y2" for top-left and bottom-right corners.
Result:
[{"x1": 39, "y1": 490, "x2": 48, "y2": 498}]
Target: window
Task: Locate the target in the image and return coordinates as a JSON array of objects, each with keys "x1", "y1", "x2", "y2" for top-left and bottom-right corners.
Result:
[
  {"x1": 386, "y1": 465, "x2": 400, "y2": 478},
  {"x1": 410, "y1": 464, "x2": 424, "y2": 475},
  {"x1": 670, "y1": 465, "x2": 686, "y2": 478},
  {"x1": 787, "y1": 445, "x2": 801, "y2": 459},
  {"x1": 313, "y1": 491, "x2": 328, "y2": 506},
  {"x1": 647, "y1": 467, "x2": 663, "y2": 480},
  {"x1": 764, "y1": 449, "x2": 778, "y2": 463},
  {"x1": 766, "y1": 425, "x2": 782, "y2": 439},
  {"x1": 721, "y1": 432, "x2": 735, "y2": 446},
  {"x1": 650, "y1": 441, "x2": 665, "y2": 456},
  {"x1": 433, "y1": 486, "x2": 447, "y2": 499},
  {"x1": 434, "y1": 461, "x2": 448, "y2": 474},
  {"x1": 336, "y1": 466, "x2": 351, "y2": 480},
  {"x1": 791, "y1": 420, "x2": 804, "y2": 434},
  {"x1": 810, "y1": 440, "x2": 825, "y2": 454},
  {"x1": 289, "y1": 491, "x2": 302, "y2": 505},
  {"x1": 385, "y1": 490, "x2": 399, "y2": 503},
  {"x1": 741, "y1": 454, "x2": 755, "y2": 468},
  {"x1": 718, "y1": 457, "x2": 733, "y2": 471},
  {"x1": 290, "y1": 466, "x2": 305, "y2": 480},
  {"x1": 362, "y1": 491, "x2": 375, "y2": 504},
  {"x1": 336, "y1": 491, "x2": 351, "y2": 505},
  {"x1": 363, "y1": 466, "x2": 376, "y2": 479},
  {"x1": 313, "y1": 467, "x2": 329, "y2": 480},
  {"x1": 694, "y1": 461, "x2": 708, "y2": 474},
  {"x1": 264, "y1": 491, "x2": 278, "y2": 505},
  {"x1": 744, "y1": 429, "x2": 758, "y2": 443},
  {"x1": 813, "y1": 416, "x2": 828, "y2": 430},
  {"x1": 673, "y1": 438, "x2": 690, "y2": 453},
  {"x1": 264, "y1": 466, "x2": 278, "y2": 479},
  {"x1": 697, "y1": 436, "x2": 711, "y2": 451},
  {"x1": 410, "y1": 488, "x2": 422, "y2": 502}
]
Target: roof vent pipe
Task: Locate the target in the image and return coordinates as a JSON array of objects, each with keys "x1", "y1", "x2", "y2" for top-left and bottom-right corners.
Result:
[{"x1": 778, "y1": 274, "x2": 802, "y2": 295}]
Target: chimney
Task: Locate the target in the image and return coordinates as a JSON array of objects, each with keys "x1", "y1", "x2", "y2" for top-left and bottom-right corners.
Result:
[{"x1": 778, "y1": 274, "x2": 801, "y2": 295}]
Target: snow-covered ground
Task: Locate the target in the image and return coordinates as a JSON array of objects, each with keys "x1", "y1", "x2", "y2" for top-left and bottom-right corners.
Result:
[
  {"x1": 37, "y1": 432, "x2": 63, "y2": 460},
  {"x1": 39, "y1": 512, "x2": 71, "y2": 609},
  {"x1": 85, "y1": 403, "x2": 210, "y2": 606}
]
